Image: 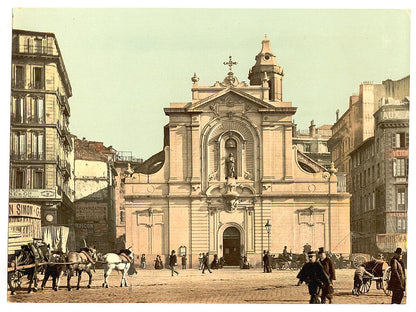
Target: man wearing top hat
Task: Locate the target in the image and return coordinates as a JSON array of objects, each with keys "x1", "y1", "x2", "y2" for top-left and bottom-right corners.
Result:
[
  {"x1": 388, "y1": 247, "x2": 406, "y2": 304},
  {"x1": 317, "y1": 247, "x2": 336, "y2": 304},
  {"x1": 297, "y1": 251, "x2": 330, "y2": 304}
]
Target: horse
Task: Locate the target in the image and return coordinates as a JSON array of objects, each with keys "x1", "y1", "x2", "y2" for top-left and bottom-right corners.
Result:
[
  {"x1": 41, "y1": 250, "x2": 67, "y2": 291},
  {"x1": 8, "y1": 241, "x2": 50, "y2": 295},
  {"x1": 66, "y1": 246, "x2": 97, "y2": 291},
  {"x1": 102, "y1": 248, "x2": 134, "y2": 288},
  {"x1": 364, "y1": 260, "x2": 389, "y2": 289}
]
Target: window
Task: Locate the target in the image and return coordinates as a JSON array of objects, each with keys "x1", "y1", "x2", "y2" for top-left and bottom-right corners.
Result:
[
  {"x1": 34, "y1": 38, "x2": 42, "y2": 53},
  {"x1": 33, "y1": 171, "x2": 43, "y2": 189},
  {"x1": 31, "y1": 132, "x2": 44, "y2": 160},
  {"x1": 12, "y1": 132, "x2": 27, "y2": 160},
  {"x1": 397, "y1": 188, "x2": 406, "y2": 210},
  {"x1": 33, "y1": 67, "x2": 43, "y2": 89},
  {"x1": 392, "y1": 132, "x2": 408, "y2": 148},
  {"x1": 13, "y1": 97, "x2": 24, "y2": 123},
  {"x1": 397, "y1": 218, "x2": 407, "y2": 233},
  {"x1": 393, "y1": 158, "x2": 407, "y2": 177},
  {"x1": 15, "y1": 170, "x2": 25, "y2": 189},
  {"x1": 120, "y1": 211, "x2": 125, "y2": 223},
  {"x1": 33, "y1": 98, "x2": 44, "y2": 123},
  {"x1": 304, "y1": 143, "x2": 311, "y2": 153},
  {"x1": 377, "y1": 163, "x2": 380, "y2": 178},
  {"x1": 15, "y1": 65, "x2": 25, "y2": 88}
]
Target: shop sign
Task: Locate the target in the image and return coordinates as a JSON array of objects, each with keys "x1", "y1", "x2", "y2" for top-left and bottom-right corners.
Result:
[
  {"x1": 392, "y1": 150, "x2": 408, "y2": 157},
  {"x1": 9, "y1": 202, "x2": 41, "y2": 219},
  {"x1": 9, "y1": 189, "x2": 56, "y2": 199}
]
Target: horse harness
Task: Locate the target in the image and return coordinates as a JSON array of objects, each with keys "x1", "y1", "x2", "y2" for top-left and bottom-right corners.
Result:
[
  {"x1": 119, "y1": 253, "x2": 133, "y2": 264},
  {"x1": 79, "y1": 250, "x2": 95, "y2": 264}
]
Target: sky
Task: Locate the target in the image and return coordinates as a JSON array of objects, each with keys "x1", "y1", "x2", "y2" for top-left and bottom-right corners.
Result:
[{"x1": 10, "y1": 8, "x2": 411, "y2": 160}]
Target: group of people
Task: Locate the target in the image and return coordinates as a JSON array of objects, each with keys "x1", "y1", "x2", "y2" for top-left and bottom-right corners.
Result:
[
  {"x1": 262, "y1": 250, "x2": 273, "y2": 273},
  {"x1": 198, "y1": 252, "x2": 213, "y2": 273}
]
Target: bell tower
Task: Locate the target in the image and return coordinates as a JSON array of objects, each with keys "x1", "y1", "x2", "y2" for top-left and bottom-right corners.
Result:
[{"x1": 248, "y1": 35, "x2": 284, "y2": 101}]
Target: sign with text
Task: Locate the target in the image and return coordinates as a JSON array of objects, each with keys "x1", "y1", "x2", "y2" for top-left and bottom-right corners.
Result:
[
  {"x1": 392, "y1": 150, "x2": 409, "y2": 157},
  {"x1": 9, "y1": 189, "x2": 56, "y2": 199},
  {"x1": 9, "y1": 203, "x2": 41, "y2": 219},
  {"x1": 75, "y1": 202, "x2": 107, "y2": 222},
  {"x1": 381, "y1": 110, "x2": 409, "y2": 121}
]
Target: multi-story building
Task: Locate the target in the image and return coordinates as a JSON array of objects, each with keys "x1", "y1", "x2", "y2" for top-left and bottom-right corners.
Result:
[
  {"x1": 9, "y1": 29, "x2": 75, "y2": 250},
  {"x1": 328, "y1": 76, "x2": 410, "y2": 193},
  {"x1": 350, "y1": 97, "x2": 409, "y2": 254},
  {"x1": 73, "y1": 137, "x2": 117, "y2": 252},
  {"x1": 292, "y1": 120, "x2": 332, "y2": 169}
]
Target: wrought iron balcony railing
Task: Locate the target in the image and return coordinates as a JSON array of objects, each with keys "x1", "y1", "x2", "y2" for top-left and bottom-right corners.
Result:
[{"x1": 13, "y1": 44, "x2": 56, "y2": 56}]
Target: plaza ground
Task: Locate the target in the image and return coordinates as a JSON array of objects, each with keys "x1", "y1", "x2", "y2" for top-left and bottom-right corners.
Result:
[{"x1": 8, "y1": 268, "x2": 405, "y2": 304}]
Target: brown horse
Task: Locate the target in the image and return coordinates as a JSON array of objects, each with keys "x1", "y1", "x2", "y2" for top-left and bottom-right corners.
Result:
[
  {"x1": 66, "y1": 246, "x2": 97, "y2": 291},
  {"x1": 364, "y1": 260, "x2": 389, "y2": 289}
]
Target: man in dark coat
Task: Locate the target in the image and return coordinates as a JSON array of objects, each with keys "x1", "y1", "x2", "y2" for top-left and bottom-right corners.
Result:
[
  {"x1": 169, "y1": 250, "x2": 179, "y2": 276},
  {"x1": 297, "y1": 251, "x2": 330, "y2": 304},
  {"x1": 202, "y1": 252, "x2": 212, "y2": 274},
  {"x1": 388, "y1": 248, "x2": 406, "y2": 304},
  {"x1": 317, "y1": 247, "x2": 335, "y2": 303},
  {"x1": 266, "y1": 251, "x2": 273, "y2": 273},
  {"x1": 181, "y1": 255, "x2": 187, "y2": 270},
  {"x1": 263, "y1": 250, "x2": 268, "y2": 273}
]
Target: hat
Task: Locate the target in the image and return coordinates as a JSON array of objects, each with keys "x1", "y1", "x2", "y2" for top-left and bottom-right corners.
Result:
[
  {"x1": 171, "y1": 250, "x2": 175, "y2": 253},
  {"x1": 307, "y1": 251, "x2": 316, "y2": 257},
  {"x1": 394, "y1": 248, "x2": 402, "y2": 254},
  {"x1": 318, "y1": 247, "x2": 325, "y2": 254}
]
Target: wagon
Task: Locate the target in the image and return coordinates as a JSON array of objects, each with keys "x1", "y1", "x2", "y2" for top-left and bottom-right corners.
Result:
[{"x1": 352, "y1": 260, "x2": 391, "y2": 296}]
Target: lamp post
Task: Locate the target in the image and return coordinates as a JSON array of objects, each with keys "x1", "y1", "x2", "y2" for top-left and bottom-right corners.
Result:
[{"x1": 265, "y1": 219, "x2": 272, "y2": 252}]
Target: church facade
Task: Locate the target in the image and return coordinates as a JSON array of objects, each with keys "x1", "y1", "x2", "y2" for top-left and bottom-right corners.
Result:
[{"x1": 120, "y1": 37, "x2": 350, "y2": 267}]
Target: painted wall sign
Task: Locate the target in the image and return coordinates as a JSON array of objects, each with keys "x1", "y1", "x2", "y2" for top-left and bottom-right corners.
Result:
[
  {"x1": 75, "y1": 202, "x2": 107, "y2": 222},
  {"x1": 9, "y1": 202, "x2": 41, "y2": 219}
]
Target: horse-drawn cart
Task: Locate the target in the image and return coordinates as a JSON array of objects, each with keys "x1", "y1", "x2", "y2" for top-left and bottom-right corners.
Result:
[{"x1": 352, "y1": 260, "x2": 391, "y2": 296}]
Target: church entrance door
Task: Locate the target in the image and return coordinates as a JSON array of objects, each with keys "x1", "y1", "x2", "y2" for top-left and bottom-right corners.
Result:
[{"x1": 223, "y1": 227, "x2": 240, "y2": 266}]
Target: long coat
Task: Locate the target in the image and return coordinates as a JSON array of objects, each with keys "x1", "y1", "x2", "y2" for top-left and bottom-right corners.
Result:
[
  {"x1": 388, "y1": 257, "x2": 406, "y2": 291},
  {"x1": 319, "y1": 257, "x2": 336, "y2": 281}
]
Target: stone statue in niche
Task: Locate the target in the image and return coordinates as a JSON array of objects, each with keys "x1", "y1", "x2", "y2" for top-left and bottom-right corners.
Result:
[{"x1": 226, "y1": 153, "x2": 236, "y2": 178}]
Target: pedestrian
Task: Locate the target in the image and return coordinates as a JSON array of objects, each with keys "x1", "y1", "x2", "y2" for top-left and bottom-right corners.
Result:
[
  {"x1": 199, "y1": 253, "x2": 204, "y2": 270},
  {"x1": 181, "y1": 254, "x2": 187, "y2": 270},
  {"x1": 317, "y1": 247, "x2": 336, "y2": 304},
  {"x1": 388, "y1": 247, "x2": 406, "y2": 304},
  {"x1": 283, "y1": 246, "x2": 288, "y2": 258},
  {"x1": 353, "y1": 264, "x2": 373, "y2": 295},
  {"x1": 169, "y1": 250, "x2": 179, "y2": 276},
  {"x1": 211, "y1": 254, "x2": 219, "y2": 269},
  {"x1": 297, "y1": 251, "x2": 330, "y2": 304},
  {"x1": 262, "y1": 250, "x2": 268, "y2": 273},
  {"x1": 202, "y1": 252, "x2": 212, "y2": 274},
  {"x1": 155, "y1": 255, "x2": 163, "y2": 269},
  {"x1": 266, "y1": 251, "x2": 273, "y2": 273},
  {"x1": 141, "y1": 253, "x2": 146, "y2": 269}
]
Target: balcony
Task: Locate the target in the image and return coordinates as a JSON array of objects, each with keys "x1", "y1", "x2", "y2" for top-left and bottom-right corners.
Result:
[
  {"x1": 28, "y1": 152, "x2": 45, "y2": 161},
  {"x1": 63, "y1": 161, "x2": 71, "y2": 181},
  {"x1": 10, "y1": 152, "x2": 27, "y2": 161},
  {"x1": 11, "y1": 79, "x2": 26, "y2": 89},
  {"x1": 28, "y1": 81, "x2": 44, "y2": 90},
  {"x1": 10, "y1": 152, "x2": 45, "y2": 161},
  {"x1": 13, "y1": 44, "x2": 56, "y2": 56},
  {"x1": 10, "y1": 113, "x2": 23, "y2": 124},
  {"x1": 62, "y1": 127, "x2": 72, "y2": 149},
  {"x1": 60, "y1": 95, "x2": 71, "y2": 116}
]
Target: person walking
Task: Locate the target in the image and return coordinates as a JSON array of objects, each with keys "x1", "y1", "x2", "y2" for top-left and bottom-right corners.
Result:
[
  {"x1": 199, "y1": 253, "x2": 204, "y2": 270},
  {"x1": 169, "y1": 250, "x2": 179, "y2": 276},
  {"x1": 266, "y1": 251, "x2": 273, "y2": 273},
  {"x1": 297, "y1": 251, "x2": 330, "y2": 304},
  {"x1": 202, "y1": 252, "x2": 212, "y2": 274},
  {"x1": 388, "y1": 248, "x2": 406, "y2": 304},
  {"x1": 140, "y1": 254, "x2": 146, "y2": 269},
  {"x1": 317, "y1": 247, "x2": 336, "y2": 304},
  {"x1": 181, "y1": 254, "x2": 187, "y2": 270},
  {"x1": 262, "y1": 250, "x2": 268, "y2": 273}
]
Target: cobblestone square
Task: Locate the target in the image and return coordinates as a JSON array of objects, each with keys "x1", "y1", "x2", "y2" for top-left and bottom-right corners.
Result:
[{"x1": 8, "y1": 268, "x2": 405, "y2": 304}]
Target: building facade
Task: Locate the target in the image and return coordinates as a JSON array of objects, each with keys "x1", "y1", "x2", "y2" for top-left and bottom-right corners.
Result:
[
  {"x1": 9, "y1": 29, "x2": 75, "y2": 250},
  {"x1": 350, "y1": 97, "x2": 409, "y2": 254},
  {"x1": 118, "y1": 36, "x2": 351, "y2": 267},
  {"x1": 293, "y1": 120, "x2": 332, "y2": 169},
  {"x1": 73, "y1": 138, "x2": 117, "y2": 252}
]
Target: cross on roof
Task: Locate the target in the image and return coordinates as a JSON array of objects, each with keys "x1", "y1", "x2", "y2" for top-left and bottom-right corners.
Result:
[{"x1": 223, "y1": 56, "x2": 238, "y2": 73}]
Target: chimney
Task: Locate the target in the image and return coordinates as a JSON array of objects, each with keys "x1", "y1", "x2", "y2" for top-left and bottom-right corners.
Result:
[
  {"x1": 309, "y1": 120, "x2": 316, "y2": 137},
  {"x1": 292, "y1": 119, "x2": 297, "y2": 137},
  {"x1": 336, "y1": 109, "x2": 340, "y2": 121}
]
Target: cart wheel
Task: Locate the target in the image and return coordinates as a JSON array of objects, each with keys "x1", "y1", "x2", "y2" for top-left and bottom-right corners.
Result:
[
  {"x1": 352, "y1": 256, "x2": 366, "y2": 269},
  {"x1": 290, "y1": 262, "x2": 299, "y2": 270},
  {"x1": 382, "y1": 267, "x2": 392, "y2": 296},
  {"x1": 10, "y1": 271, "x2": 23, "y2": 289},
  {"x1": 360, "y1": 279, "x2": 371, "y2": 293}
]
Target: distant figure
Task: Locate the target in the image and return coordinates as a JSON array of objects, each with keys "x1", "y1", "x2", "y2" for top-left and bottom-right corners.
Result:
[
  {"x1": 242, "y1": 256, "x2": 249, "y2": 269},
  {"x1": 211, "y1": 254, "x2": 219, "y2": 269},
  {"x1": 283, "y1": 246, "x2": 288, "y2": 259},
  {"x1": 199, "y1": 253, "x2": 204, "y2": 270},
  {"x1": 263, "y1": 250, "x2": 269, "y2": 273},
  {"x1": 169, "y1": 250, "x2": 179, "y2": 276},
  {"x1": 297, "y1": 251, "x2": 330, "y2": 304},
  {"x1": 353, "y1": 264, "x2": 374, "y2": 295},
  {"x1": 202, "y1": 252, "x2": 212, "y2": 274},
  {"x1": 388, "y1": 248, "x2": 406, "y2": 304},
  {"x1": 267, "y1": 251, "x2": 273, "y2": 273},
  {"x1": 318, "y1": 247, "x2": 336, "y2": 304},
  {"x1": 140, "y1": 254, "x2": 146, "y2": 269},
  {"x1": 154, "y1": 255, "x2": 163, "y2": 270},
  {"x1": 181, "y1": 255, "x2": 187, "y2": 270},
  {"x1": 303, "y1": 243, "x2": 312, "y2": 254}
]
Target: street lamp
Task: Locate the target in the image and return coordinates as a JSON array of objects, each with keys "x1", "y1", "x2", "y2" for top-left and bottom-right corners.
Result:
[{"x1": 265, "y1": 219, "x2": 272, "y2": 252}]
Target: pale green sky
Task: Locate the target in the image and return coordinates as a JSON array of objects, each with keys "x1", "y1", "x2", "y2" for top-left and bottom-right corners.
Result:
[{"x1": 12, "y1": 8, "x2": 410, "y2": 159}]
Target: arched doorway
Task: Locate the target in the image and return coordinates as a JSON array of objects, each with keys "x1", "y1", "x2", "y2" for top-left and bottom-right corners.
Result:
[{"x1": 223, "y1": 227, "x2": 240, "y2": 266}]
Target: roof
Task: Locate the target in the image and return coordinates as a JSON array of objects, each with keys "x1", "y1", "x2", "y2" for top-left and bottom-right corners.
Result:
[{"x1": 74, "y1": 138, "x2": 115, "y2": 161}]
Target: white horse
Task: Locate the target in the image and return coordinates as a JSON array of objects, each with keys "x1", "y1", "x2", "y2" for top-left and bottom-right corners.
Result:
[{"x1": 102, "y1": 248, "x2": 134, "y2": 288}]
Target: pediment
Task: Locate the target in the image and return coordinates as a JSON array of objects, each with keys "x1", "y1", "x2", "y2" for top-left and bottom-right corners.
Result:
[{"x1": 188, "y1": 88, "x2": 276, "y2": 113}]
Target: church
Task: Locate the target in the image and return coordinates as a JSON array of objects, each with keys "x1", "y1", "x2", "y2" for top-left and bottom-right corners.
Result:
[{"x1": 119, "y1": 36, "x2": 350, "y2": 267}]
